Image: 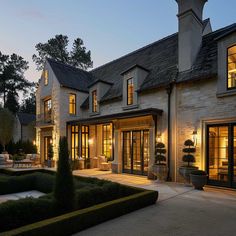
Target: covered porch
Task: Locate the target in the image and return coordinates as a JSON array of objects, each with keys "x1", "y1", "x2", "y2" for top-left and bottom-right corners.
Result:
[{"x1": 67, "y1": 108, "x2": 163, "y2": 177}]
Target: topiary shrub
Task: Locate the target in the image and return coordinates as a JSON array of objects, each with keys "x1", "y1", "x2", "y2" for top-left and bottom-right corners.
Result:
[
  {"x1": 48, "y1": 143, "x2": 54, "y2": 160},
  {"x1": 54, "y1": 136, "x2": 75, "y2": 212},
  {"x1": 182, "y1": 139, "x2": 196, "y2": 167},
  {"x1": 154, "y1": 142, "x2": 166, "y2": 165}
]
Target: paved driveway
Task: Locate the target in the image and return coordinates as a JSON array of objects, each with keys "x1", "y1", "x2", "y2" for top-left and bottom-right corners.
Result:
[{"x1": 73, "y1": 170, "x2": 236, "y2": 236}]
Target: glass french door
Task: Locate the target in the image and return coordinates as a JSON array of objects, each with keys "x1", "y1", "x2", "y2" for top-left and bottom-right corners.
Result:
[
  {"x1": 44, "y1": 136, "x2": 52, "y2": 161},
  {"x1": 207, "y1": 124, "x2": 236, "y2": 188},
  {"x1": 123, "y1": 130, "x2": 149, "y2": 175}
]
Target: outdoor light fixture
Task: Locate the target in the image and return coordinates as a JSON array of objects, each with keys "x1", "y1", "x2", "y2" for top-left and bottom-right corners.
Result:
[
  {"x1": 157, "y1": 132, "x2": 162, "y2": 142},
  {"x1": 192, "y1": 130, "x2": 197, "y2": 146}
]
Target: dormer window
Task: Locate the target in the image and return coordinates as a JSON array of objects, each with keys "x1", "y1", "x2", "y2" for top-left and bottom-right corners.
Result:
[
  {"x1": 127, "y1": 78, "x2": 134, "y2": 105},
  {"x1": 69, "y1": 94, "x2": 76, "y2": 115},
  {"x1": 92, "y1": 90, "x2": 97, "y2": 112},
  {"x1": 43, "y1": 70, "x2": 48, "y2": 86},
  {"x1": 227, "y1": 45, "x2": 236, "y2": 89}
]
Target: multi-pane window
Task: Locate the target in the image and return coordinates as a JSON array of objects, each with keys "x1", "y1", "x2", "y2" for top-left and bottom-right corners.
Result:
[
  {"x1": 81, "y1": 126, "x2": 89, "y2": 160},
  {"x1": 44, "y1": 99, "x2": 51, "y2": 122},
  {"x1": 127, "y1": 78, "x2": 134, "y2": 105},
  {"x1": 92, "y1": 90, "x2": 98, "y2": 112},
  {"x1": 102, "y1": 124, "x2": 112, "y2": 160},
  {"x1": 69, "y1": 94, "x2": 76, "y2": 115},
  {"x1": 43, "y1": 70, "x2": 48, "y2": 86},
  {"x1": 71, "y1": 125, "x2": 79, "y2": 160},
  {"x1": 227, "y1": 45, "x2": 236, "y2": 89}
]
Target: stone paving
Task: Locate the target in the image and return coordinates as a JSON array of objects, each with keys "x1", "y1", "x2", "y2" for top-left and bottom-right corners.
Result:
[
  {"x1": 0, "y1": 190, "x2": 45, "y2": 204},
  {"x1": 73, "y1": 169, "x2": 236, "y2": 236}
]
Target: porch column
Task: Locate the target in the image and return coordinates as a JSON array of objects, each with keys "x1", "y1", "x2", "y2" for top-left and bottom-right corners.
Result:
[
  {"x1": 112, "y1": 122, "x2": 122, "y2": 173},
  {"x1": 148, "y1": 126, "x2": 155, "y2": 179}
]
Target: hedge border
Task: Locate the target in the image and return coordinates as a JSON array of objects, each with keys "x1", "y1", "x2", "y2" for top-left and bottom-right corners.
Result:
[{"x1": 1, "y1": 190, "x2": 158, "y2": 236}]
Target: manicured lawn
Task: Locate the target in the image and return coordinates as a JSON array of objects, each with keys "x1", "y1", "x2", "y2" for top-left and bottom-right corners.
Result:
[{"x1": 0, "y1": 169, "x2": 158, "y2": 235}]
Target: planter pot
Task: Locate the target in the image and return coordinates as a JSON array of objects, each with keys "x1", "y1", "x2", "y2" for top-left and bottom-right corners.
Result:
[
  {"x1": 152, "y1": 164, "x2": 168, "y2": 181},
  {"x1": 179, "y1": 166, "x2": 198, "y2": 183},
  {"x1": 47, "y1": 160, "x2": 55, "y2": 168},
  {"x1": 190, "y1": 174, "x2": 207, "y2": 190}
]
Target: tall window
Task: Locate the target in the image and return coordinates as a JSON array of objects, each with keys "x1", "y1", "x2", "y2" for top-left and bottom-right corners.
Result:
[
  {"x1": 92, "y1": 90, "x2": 97, "y2": 112},
  {"x1": 127, "y1": 78, "x2": 134, "y2": 105},
  {"x1": 81, "y1": 126, "x2": 89, "y2": 160},
  {"x1": 69, "y1": 94, "x2": 76, "y2": 115},
  {"x1": 43, "y1": 70, "x2": 48, "y2": 86},
  {"x1": 228, "y1": 45, "x2": 236, "y2": 89},
  {"x1": 44, "y1": 99, "x2": 51, "y2": 122},
  {"x1": 71, "y1": 125, "x2": 79, "y2": 160},
  {"x1": 102, "y1": 124, "x2": 112, "y2": 160}
]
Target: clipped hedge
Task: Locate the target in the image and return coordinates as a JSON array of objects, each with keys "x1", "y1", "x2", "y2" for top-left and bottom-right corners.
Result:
[{"x1": 1, "y1": 190, "x2": 158, "y2": 236}]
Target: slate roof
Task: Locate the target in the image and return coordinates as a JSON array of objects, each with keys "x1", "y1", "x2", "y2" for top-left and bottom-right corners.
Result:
[
  {"x1": 46, "y1": 22, "x2": 236, "y2": 107},
  {"x1": 17, "y1": 113, "x2": 36, "y2": 125},
  {"x1": 47, "y1": 58, "x2": 94, "y2": 93}
]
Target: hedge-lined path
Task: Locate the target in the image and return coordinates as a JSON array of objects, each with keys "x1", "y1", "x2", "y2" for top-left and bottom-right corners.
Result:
[
  {"x1": 74, "y1": 185, "x2": 236, "y2": 236},
  {"x1": 73, "y1": 169, "x2": 192, "y2": 201}
]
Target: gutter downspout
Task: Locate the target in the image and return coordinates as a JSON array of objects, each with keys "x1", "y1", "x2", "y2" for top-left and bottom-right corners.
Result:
[{"x1": 166, "y1": 82, "x2": 173, "y2": 181}]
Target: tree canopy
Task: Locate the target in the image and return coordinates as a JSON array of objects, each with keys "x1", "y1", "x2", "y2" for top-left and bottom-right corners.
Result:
[
  {"x1": 20, "y1": 84, "x2": 36, "y2": 114},
  {"x1": 32, "y1": 35, "x2": 93, "y2": 70},
  {"x1": 0, "y1": 51, "x2": 32, "y2": 108}
]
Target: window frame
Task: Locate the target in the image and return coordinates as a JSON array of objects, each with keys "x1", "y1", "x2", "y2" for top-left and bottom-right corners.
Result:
[
  {"x1": 92, "y1": 90, "x2": 98, "y2": 113},
  {"x1": 69, "y1": 93, "x2": 76, "y2": 115},
  {"x1": 102, "y1": 124, "x2": 112, "y2": 160},
  {"x1": 127, "y1": 77, "x2": 134, "y2": 105},
  {"x1": 44, "y1": 70, "x2": 49, "y2": 86},
  {"x1": 227, "y1": 44, "x2": 236, "y2": 90},
  {"x1": 44, "y1": 98, "x2": 52, "y2": 122}
]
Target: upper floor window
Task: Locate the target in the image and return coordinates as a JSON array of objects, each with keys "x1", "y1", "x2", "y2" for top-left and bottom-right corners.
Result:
[
  {"x1": 43, "y1": 70, "x2": 49, "y2": 86},
  {"x1": 44, "y1": 98, "x2": 51, "y2": 122},
  {"x1": 92, "y1": 90, "x2": 97, "y2": 112},
  {"x1": 227, "y1": 45, "x2": 236, "y2": 89},
  {"x1": 69, "y1": 94, "x2": 76, "y2": 115},
  {"x1": 127, "y1": 78, "x2": 134, "y2": 105}
]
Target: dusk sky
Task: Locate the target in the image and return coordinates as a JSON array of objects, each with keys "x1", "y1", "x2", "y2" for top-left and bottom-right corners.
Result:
[{"x1": 1, "y1": 0, "x2": 236, "y2": 85}]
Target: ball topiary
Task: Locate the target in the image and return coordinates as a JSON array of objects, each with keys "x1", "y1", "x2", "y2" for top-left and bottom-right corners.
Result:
[
  {"x1": 155, "y1": 142, "x2": 166, "y2": 165},
  {"x1": 182, "y1": 139, "x2": 196, "y2": 167}
]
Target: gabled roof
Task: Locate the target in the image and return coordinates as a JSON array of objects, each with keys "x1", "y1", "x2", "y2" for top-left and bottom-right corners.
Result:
[
  {"x1": 17, "y1": 113, "x2": 36, "y2": 125},
  {"x1": 47, "y1": 58, "x2": 94, "y2": 93}
]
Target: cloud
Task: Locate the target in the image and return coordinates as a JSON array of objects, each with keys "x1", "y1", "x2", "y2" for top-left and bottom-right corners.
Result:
[{"x1": 16, "y1": 8, "x2": 45, "y2": 20}]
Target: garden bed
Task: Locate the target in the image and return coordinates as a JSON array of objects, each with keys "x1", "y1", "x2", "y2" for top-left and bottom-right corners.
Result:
[{"x1": 0, "y1": 169, "x2": 158, "y2": 235}]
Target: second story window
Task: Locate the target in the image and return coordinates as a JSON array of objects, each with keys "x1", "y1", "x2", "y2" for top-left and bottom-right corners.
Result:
[
  {"x1": 69, "y1": 94, "x2": 76, "y2": 115},
  {"x1": 228, "y1": 45, "x2": 236, "y2": 89},
  {"x1": 43, "y1": 70, "x2": 49, "y2": 86},
  {"x1": 92, "y1": 90, "x2": 97, "y2": 112},
  {"x1": 127, "y1": 78, "x2": 134, "y2": 105},
  {"x1": 44, "y1": 98, "x2": 51, "y2": 122}
]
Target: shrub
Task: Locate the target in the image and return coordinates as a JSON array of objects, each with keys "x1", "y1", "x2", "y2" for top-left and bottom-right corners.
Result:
[
  {"x1": 155, "y1": 142, "x2": 166, "y2": 165},
  {"x1": 5, "y1": 140, "x2": 37, "y2": 155},
  {"x1": 182, "y1": 139, "x2": 196, "y2": 166},
  {"x1": 54, "y1": 137, "x2": 75, "y2": 211}
]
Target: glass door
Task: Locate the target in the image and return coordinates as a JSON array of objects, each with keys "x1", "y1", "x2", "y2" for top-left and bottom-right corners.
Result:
[
  {"x1": 44, "y1": 136, "x2": 52, "y2": 162},
  {"x1": 207, "y1": 124, "x2": 236, "y2": 188},
  {"x1": 122, "y1": 130, "x2": 149, "y2": 175}
]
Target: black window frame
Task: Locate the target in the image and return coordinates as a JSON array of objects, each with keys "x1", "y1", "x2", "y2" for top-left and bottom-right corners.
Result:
[
  {"x1": 69, "y1": 93, "x2": 76, "y2": 115},
  {"x1": 227, "y1": 44, "x2": 236, "y2": 90},
  {"x1": 127, "y1": 78, "x2": 134, "y2": 105},
  {"x1": 92, "y1": 90, "x2": 98, "y2": 112}
]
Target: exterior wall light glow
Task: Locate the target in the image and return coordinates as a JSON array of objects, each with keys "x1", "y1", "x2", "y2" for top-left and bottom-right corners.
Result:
[
  {"x1": 192, "y1": 130, "x2": 197, "y2": 146},
  {"x1": 157, "y1": 132, "x2": 162, "y2": 142}
]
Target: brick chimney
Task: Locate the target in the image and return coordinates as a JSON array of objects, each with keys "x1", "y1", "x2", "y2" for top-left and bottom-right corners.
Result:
[{"x1": 176, "y1": 0, "x2": 207, "y2": 72}]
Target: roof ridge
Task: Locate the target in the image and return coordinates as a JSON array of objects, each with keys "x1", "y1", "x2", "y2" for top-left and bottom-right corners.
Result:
[
  {"x1": 91, "y1": 32, "x2": 178, "y2": 73},
  {"x1": 204, "y1": 22, "x2": 236, "y2": 38}
]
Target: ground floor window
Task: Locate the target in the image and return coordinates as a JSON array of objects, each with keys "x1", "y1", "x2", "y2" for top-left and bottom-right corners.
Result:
[
  {"x1": 81, "y1": 125, "x2": 89, "y2": 160},
  {"x1": 123, "y1": 130, "x2": 149, "y2": 176},
  {"x1": 207, "y1": 123, "x2": 236, "y2": 188},
  {"x1": 71, "y1": 125, "x2": 79, "y2": 160},
  {"x1": 102, "y1": 124, "x2": 112, "y2": 160}
]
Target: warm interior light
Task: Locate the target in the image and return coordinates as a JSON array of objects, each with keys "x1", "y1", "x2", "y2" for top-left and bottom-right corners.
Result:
[{"x1": 157, "y1": 132, "x2": 162, "y2": 142}]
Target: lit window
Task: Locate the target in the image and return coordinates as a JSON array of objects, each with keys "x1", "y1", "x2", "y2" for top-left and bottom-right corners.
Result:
[
  {"x1": 227, "y1": 45, "x2": 236, "y2": 89},
  {"x1": 102, "y1": 124, "x2": 112, "y2": 160},
  {"x1": 69, "y1": 94, "x2": 76, "y2": 115},
  {"x1": 92, "y1": 90, "x2": 97, "y2": 112},
  {"x1": 43, "y1": 70, "x2": 48, "y2": 85},
  {"x1": 127, "y1": 78, "x2": 134, "y2": 105},
  {"x1": 81, "y1": 125, "x2": 89, "y2": 161},
  {"x1": 44, "y1": 98, "x2": 51, "y2": 122}
]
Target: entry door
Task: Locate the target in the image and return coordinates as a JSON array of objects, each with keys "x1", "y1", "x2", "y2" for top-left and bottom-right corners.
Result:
[
  {"x1": 44, "y1": 136, "x2": 52, "y2": 161},
  {"x1": 123, "y1": 130, "x2": 149, "y2": 175},
  {"x1": 207, "y1": 124, "x2": 236, "y2": 188}
]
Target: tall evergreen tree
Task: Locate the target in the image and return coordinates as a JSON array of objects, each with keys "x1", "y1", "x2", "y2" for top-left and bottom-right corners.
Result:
[
  {"x1": 32, "y1": 34, "x2": 93, "y2": 70},
  {"x1": 54, "y1": 136, "x2": 75, "y2": 212},
  {"x1": 5, "y1": 90, "x2": 19, "y2": 114},
  {"x1": 20, "y1": 91, "x2": 36, "y2": 114}
]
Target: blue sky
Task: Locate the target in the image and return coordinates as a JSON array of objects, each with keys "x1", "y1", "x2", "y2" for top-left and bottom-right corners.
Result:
[{"x1": 0, "y1": 0, "x2": 236, "y2": 83}]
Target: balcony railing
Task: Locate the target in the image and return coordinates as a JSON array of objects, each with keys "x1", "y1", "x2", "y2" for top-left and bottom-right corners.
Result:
[{"x1": 36, "y1": 112, "x2": 54, "y2": 126}]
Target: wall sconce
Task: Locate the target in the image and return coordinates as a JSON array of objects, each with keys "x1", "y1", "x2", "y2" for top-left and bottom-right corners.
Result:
[
  {"x1": 88, "y1": 139, "x2": 93, "y2": 145},
  {"x1": 33, "y1": 140, "x2": 36, "y2": 146},
  {"x1": 157, "y1": 132, "x2": 162, "y2": 143},
  {"x1": 192, "y1": 130, "x2": 197, "y2": 146}
]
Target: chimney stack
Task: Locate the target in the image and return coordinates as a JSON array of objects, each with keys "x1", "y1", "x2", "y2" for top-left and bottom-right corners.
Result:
[{"x1": 176, "y1": 0, "x2": 207, "y2": 72}]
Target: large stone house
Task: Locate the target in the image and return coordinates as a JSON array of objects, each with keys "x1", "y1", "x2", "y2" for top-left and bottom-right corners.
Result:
[{"x1": 36, "y1": 0, "x2": 236, "y2": 188}]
